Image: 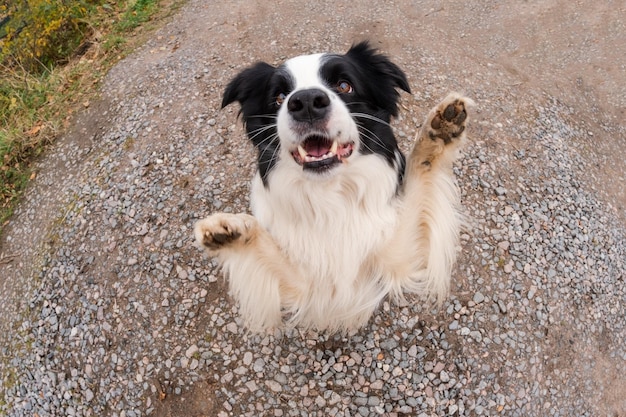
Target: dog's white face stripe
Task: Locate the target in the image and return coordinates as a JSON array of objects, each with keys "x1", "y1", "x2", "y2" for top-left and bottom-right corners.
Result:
[
  {"x1": 276, "y1": 52, "x2": 360, "y2": 174},
  {"x1": 283, "y1": 53, "x2": 325, "y2": 91}
]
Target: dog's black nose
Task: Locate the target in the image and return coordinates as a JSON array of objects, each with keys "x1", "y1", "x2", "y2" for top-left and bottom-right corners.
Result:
[{"x1": 287, "y1": 89, "x2": 330, "y2": 122}]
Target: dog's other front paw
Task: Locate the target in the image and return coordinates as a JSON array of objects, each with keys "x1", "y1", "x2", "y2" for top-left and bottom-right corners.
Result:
[
  {"x1": 194, "y1": 213, "x2": 256, "y2": 251},
  {"x1": 426, "y1": 93, "x2": 472, "y2": 144},
  {"x1": 409, "y1": 93, "x2": 474, "y2": 171}
]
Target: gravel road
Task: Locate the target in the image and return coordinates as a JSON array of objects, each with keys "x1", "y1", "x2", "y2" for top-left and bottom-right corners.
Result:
[{"x1": 1, "y1": 0, "x2": 625, "y2": 416}]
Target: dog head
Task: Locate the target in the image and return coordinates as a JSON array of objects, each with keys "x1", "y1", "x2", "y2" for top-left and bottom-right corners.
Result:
[{"x1": 221, "y1": 41, "x2": 411, "y2": 185}]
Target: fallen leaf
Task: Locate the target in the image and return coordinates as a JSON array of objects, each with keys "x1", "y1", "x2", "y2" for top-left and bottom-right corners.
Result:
[{"x1": 27, "y1": 124, "x2": 42, "y2": 136}]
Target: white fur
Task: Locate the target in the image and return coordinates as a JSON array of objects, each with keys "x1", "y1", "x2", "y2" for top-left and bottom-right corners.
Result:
[
  {"x1": 252, "y1": 155, "x2": 399, "y2": 331},
  {"x1": 283, "y1": 54, "x2": 325, "y2": 90},
  {"x1": 195, "y1": 51, "x2": 471, "y2": 333},
  {"x1": 276, "y1": 54, "x2": 360, "y2": 152}
]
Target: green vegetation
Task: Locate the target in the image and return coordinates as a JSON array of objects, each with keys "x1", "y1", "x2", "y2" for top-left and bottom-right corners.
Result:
[{"x1": 0, "y1": 0, "x2": 181, "y2": 232}]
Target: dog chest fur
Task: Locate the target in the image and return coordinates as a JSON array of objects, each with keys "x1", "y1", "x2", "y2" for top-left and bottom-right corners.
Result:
[{"x1": 251, "y1": 154, "x2": 399, "y2": 322}]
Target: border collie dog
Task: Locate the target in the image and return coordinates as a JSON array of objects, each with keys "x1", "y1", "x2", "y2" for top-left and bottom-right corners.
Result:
[{"x1": 195, "y1": 42, "x2": 472, "y2": 333}]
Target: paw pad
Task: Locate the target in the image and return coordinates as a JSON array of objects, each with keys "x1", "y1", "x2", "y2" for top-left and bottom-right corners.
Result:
[
  {"x1": 429, "y1": 99, "x2": 468, "y2": 144},
  {"x1": 195, "y1": 214, "x2": 250, "y2": 251},
  {"x1": 204, "y1": 228, "x2": 241, "y2": 249}
]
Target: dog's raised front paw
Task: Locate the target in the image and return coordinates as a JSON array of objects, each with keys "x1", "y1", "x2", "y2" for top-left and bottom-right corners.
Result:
[
  {"x1": 427, "y1": 94, "x2": 472, "y2": 144},
  {"x1": 194, "y1": 213, "x2": 255, "y2": 251}
]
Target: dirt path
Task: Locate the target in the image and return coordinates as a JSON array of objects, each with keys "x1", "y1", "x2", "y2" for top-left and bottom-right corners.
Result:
[{"x1": 1, "y1": 1, "x2": 624, "y2": 416}]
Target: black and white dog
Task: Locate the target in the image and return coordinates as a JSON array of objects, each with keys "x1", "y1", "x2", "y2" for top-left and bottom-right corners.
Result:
[{"x1": 195, "y1": 42, "x2": 472, "y2": 333}]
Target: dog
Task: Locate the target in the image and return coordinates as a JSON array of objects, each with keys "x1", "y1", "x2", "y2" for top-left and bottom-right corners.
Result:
[{"x1": 194, "y1": 41, "x2": 472, "y2": 333}]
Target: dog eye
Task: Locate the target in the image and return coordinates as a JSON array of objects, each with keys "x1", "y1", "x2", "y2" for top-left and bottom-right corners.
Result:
[
  {"x1": 276, "y1": 93, "x2": 287, "y2": 106},
  {"x1": 336, "y1": 81, "x2": 353, "y2": 94}
]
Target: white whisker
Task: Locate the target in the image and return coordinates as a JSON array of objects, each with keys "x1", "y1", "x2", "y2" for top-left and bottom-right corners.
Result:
[
  {"x1": 245, "y1": 114, "x2": 278, "y2": 120},
  {"x1": 357, "y1": 124, "x2": 391, "y2": 151},
  {"x1": 256, "y1": 134, "x2": 280, "y2": 150},
  {"x1": 351, "y1": 112, "x2": 391, "y2": 127},
  {"x1": 248, "y1": 124, "x2": 278, "y2": 145}
]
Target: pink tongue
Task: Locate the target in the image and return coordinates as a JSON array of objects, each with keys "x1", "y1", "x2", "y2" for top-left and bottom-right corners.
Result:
[{"x1": 304, "y1": 139, "x2": 332, "y2": 157}]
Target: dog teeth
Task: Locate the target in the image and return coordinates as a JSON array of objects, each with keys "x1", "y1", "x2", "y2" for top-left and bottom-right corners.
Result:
[
  {"x1": 292, "y1": 140, "x2": 354, "y2": 166},
  {"x1": 297, "y1": 145, "x2": 308, "y2": 160},
  {"x1": 296, "y1": 141, "x2": 340, "y2": 163},
  {"x1": 330, "y1": 140, "x2": 338, "y2": 154}
]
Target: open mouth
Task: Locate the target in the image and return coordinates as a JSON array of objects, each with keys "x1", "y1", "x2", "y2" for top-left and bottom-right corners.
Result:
[{"x1": 291, "y1": 135, "x2": 354, "y2": 171}]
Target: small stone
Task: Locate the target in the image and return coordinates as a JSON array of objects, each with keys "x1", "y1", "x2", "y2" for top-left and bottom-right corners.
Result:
[
  {"x1": 354, "y1": 396, "x2": 368, "y2": 406},
  {"x1": 253, "y1": 358, "x2": 265, "y2": 373},
  {"x1": 470, "y1": 331, "x2": 483, "y2": 342},
  {"x1": 440, "y1": 370, "x2": 450, "y2": 383},
  {"x1": 274, "y1": 373, "x2": 287, "y2": 385},
  {"x1": 185, "y1": 344, "x2": 198, "y2": 358},
  {"x1": 368, "y1": 396, "x2": 380, "y2": 406},
  {"x1": 497, "y1": 241, "x2": 510, "y2": 252},
  {"x1": 176, "y1": 265, "x2": 188, "y2": 279},
  {"x1": 84, "y1": 389, "x2": 94, "y2": 402},
  {"x1": 473, "y1": 292, "x2": 485, "y2": 304},
  {"x1": 265, "y1": 380, "x2": 282, "y2": 392},
  {"x1": 370, "y1": 380, "x2": 384, "y2": 390}
]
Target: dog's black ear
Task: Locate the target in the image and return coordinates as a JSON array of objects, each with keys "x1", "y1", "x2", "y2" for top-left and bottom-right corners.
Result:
[
  {"x1": 345, "y1": 42, "x2": 411, "y2": 117},
  {"x1": 221, "y1": 62, "x2": 276, "y2": 109},
  {"x1": 347, "y1": 41, "x2": 411, "y2": 94}
]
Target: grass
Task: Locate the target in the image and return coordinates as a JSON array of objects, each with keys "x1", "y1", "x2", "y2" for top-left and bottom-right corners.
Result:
[
  {"x1": 0, "y1": 0, "x2": 185, "y2": 406},
  {"x1": 0, "y1": 0, "x2": 184, "y2": 234}
]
